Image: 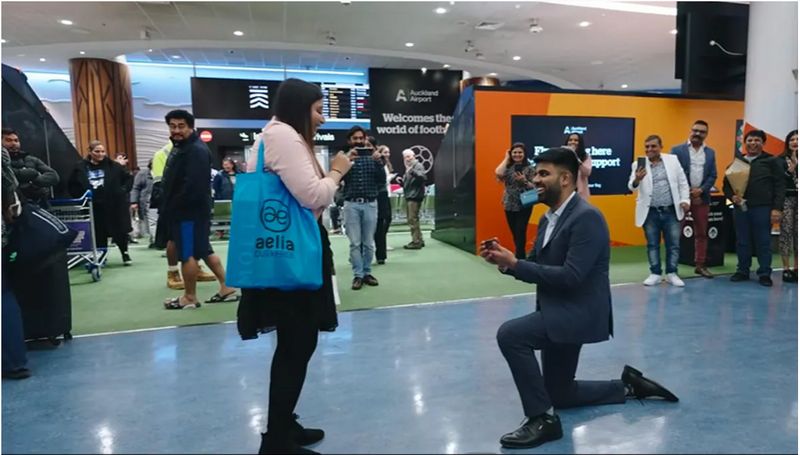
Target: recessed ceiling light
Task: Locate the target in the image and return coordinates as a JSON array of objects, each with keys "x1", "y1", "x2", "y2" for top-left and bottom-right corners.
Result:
[
  {"x1": 39, "y1": 58, "x2": 46, "y2": 62},
  {"x1": 670, "y1": 28, "x2": 678, "y2": 35},
  {"x1": 1, "y1": 39, "x2": 5, "y2": 44},
  {"x1": 171, "y1": 55, "x2": 181, "y2": 59},
  {"x1": 591, "y1": 60, "x2": 603, "y2": 65},
  {"x1": 489, "y1": 72, "x2": 498, "y2": 76},
  {"x1": 405, "y1": 42, "x2": 414, "y2": 47},
  {"x1": 512, "y1": 55, "x2": 521, "y2": 61},
  {"x1": 340, "y1": 0, "x2": 351, "y2": 4},
  {"x1": 233, "y1": 30, "x2": 244, "y2": 36},
  {"x1": 148, "y1": 48, "x2": 153, "y2": 52},
  {"x1": 443, "y1": 64, "x2": 451, "y2": 68},
  {"x1": 435, "y1": 7, "x2": 447, "y2": 14},
  {"x1": 515, "y1": 4, "x2": 521, "y2": 8},
  {"x1": 449, "y1": 0, "x2": 455, "y2": 4},
  {"x1": 579, "y1": 21, "x2": 591, "y2": 27},
  {"x1": 421, "y1": 67, "x2": 428, "y2": 73},
  {"x1": 621, "y1": 84, "x2": 629, "y2": 89},
  {"x1": 79, "y1": 51, "x2": 86, "y2": 55},
  {"x1": 59, "y1": 19, "x2": 73, "y2": 25}
]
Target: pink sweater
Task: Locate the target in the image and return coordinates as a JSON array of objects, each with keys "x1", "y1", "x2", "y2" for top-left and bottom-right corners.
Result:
[{"x1": 247, "y1": 120, "x2": 338, "y2": 218}]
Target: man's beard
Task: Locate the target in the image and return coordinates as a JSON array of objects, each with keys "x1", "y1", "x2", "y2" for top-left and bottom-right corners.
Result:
[{"x1": 538, "y1": 185, "x2": 561, "y2": 207}]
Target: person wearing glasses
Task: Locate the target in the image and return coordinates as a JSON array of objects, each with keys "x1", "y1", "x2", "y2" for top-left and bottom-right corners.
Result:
[{"x1": 671, "y1": 120, "x2": 718, "y2": 278}]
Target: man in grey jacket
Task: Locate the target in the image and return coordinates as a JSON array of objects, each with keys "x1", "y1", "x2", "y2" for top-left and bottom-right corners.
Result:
[
  {"x1": 480, "y1": 147, "x2": 678, "y2": 450},
  {"x1": 399, "y1": 148, "x2": 426, "y2": 249},
  {"x1": 130, "y1": 160, "x2": 154, "y2": 246}
]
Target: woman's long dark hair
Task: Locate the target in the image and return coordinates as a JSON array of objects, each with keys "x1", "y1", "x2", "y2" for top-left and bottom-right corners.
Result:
[
  {"x1": 784, "y1": 129, "x2": 798, "y2": 157},
  {"x1": 564, "y1": 133, "x2": 587, "y2": 162},
  {"x1": 506, "y1": 142, "x2": 527, "y2": 168},
  {"x1": 273, "y1": 78, "x2": 323, "y2": 147}
]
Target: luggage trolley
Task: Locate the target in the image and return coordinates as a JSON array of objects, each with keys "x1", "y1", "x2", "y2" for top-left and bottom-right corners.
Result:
[{"x1": 48, "y1": 190, "x2": 103, "y2": 282}]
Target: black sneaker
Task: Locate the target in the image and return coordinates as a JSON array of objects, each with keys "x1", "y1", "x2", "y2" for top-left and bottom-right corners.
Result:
[
  {"x1": 758, "y1": 275, "x2": 773, "y2": 287},
  {"x1": 730, "y1": 272, "x2": 749, "y2": 282},
  {"x1": 122, "y1": 252, "x2": 132, "y2": 266}
]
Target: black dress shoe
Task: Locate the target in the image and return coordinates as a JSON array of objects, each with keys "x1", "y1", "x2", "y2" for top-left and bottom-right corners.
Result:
[
  {"x1": 291, "y1": 414, "x2": 324, "y2": 446},
  {"x1": 499, "y1": 414, "x2": 563, "y2": 449},
  {"x1": 730, "y1": 272, "x2": 749, "y2": 282},
  {"x1": 352, "y1": 277, "x2": 363, "y2": 290},
  {"x1": 259, "y1": 432, "x2": 319, "y2": 454},
  {"x1": 2, "y1": 368, "x2": 31, "y2": 380},
  {"x1": 362, "y1": 274, "x2": 379, "y2": 286},
  {"x1": 758, "y1": 275, "x2": 773, "y2": 287},
  {"x1": 621, "y1": 365, "x2": 679, "y2": 402}
]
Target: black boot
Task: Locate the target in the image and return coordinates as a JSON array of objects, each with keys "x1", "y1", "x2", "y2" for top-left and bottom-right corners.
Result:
[{"x1": 291, "y1": 413, "x2": 325, "y2": 446}]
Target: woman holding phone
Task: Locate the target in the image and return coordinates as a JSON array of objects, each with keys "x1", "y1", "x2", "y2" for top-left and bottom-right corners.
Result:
[
  {"x1": 495, "y1": 142, "x2": 536, "y2": 259},
  {"x1": 564, "y1": 133, "x2": 592, "y2": 200}
]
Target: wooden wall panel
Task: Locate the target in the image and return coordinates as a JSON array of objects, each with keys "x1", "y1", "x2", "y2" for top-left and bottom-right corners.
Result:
[{"x1": 69, "y1": 58, "x2": 136, "y2": 169}]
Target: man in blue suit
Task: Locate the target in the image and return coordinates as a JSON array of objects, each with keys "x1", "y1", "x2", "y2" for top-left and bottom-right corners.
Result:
[
  {"x1": 480, "y1": 147, "x2": 678, "y2": 449},
  {"x1": 672, "y1": 120, "x2": 718, "y2": 278}
]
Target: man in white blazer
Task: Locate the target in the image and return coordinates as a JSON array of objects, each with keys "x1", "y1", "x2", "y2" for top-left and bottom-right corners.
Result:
[{"x1": 628, "y1": 135, "x2": 690, "y2": 286}]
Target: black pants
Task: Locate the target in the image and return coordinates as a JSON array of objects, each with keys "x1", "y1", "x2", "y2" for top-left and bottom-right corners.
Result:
[
  {"x1": 505, "y1": 207, "x2": 533, "y2": 259},
  {"x1": 496, "y1": 311, "x2": 626, "y2": 417},
  {"x1": 266, "y1": 300, "x2": 320, "y2": 446},
  {"x1": 374, "y1": 192, "x2": 392, "y2": 261},
  {"x1": 93, "y1": 204, "x2": 128, "y2": 255}
]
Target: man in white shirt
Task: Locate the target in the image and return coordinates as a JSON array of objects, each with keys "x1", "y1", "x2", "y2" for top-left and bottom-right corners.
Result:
[{"x1": 671, "y1": 120, "x2": 718, "y2": 278}]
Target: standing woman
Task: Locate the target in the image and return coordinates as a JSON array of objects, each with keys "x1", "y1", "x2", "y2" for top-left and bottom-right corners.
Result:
[
  {"x1": 565, "y1": 133, "x2": 592, "y2": 200},
  {"x1": 780, "y1": 129, "x2": 798, "y2": 282},
  {"x1": 494, "y1": 142, "x2": 536, "y2": 259},
  {"x1": 239, "y1": 78, "x2": 354, "y2": 454},
  {"x1": 68, "y1": 140, "x2": 133, "y2": 265},
  {"x1": 373, "y1": 142, "x2": 394, "y2": 264}
]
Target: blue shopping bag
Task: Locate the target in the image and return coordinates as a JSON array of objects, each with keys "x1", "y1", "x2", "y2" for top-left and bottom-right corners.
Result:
[{"x1": 226, "y1": 140, "x2": 322, "y2": 290}]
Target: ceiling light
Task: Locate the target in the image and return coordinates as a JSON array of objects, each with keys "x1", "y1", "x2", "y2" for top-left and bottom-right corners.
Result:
[
  {"x1": 148, "y1": 48, "x2": 153, "y2": 52},
  {"x1": 489, "y1": 72, "x2": 498, "y2": 76},
  {"x1": 449, "y1": 0, "x2": 455, "y2": 4},
  {"x1": 405, "y1": 42, "x2": 414, "y2": 47},
  {"x1": 515, "y1": 4, "x2": 521, "y2": 8},
  {"x1": 621, "y1": 84, "x2": 629, "y2": 88},
  {"x1": 1, "y1": 39, "x2": 5, "y2": 44},
  {"x1": 340, "y1": 0, "x2": 351, "y2": 4},
  {"x1": 579, "y1": 21, "x2": 591, "y2": 27},
  {"x1": 670, "y1": 28, "x2": 678, "y2": 35},
  {"x1": 79, "y1": 51, "x2": 86, "y2": 55},
  {"x1": 126, "y1": 62, "x2": 365, "y2": 77},
  {"x1": 59, "y1": 19, "x2": 73, "y2": 25},
  {"x1": 421, "y1": 67, "x2": 428, "y2": 74},
  {"x1": 512, "y1": 55, "x2": 521, "y2": 61},
  {"x1": 591, "y1": 60, "x2": 603, "y2": 65},
  {"x1": 443, "y1": 64, "x2": 451, "y2": 68},
  {"x1": 171, "y1": 55, "x2": 181, "y2": 59},
  {"x1": 233, "y1": 30, "x2": 244, "y2": 36},
  {"x1": 435, "y1": 7, "x2": 447, "y2": 14},
  {"x1": 39, "y1": 58, "x2": 46, "y2": 62}
]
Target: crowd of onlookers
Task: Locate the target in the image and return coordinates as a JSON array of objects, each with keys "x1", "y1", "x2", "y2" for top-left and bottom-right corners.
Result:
[{"x1": 496, "y1": 121, "x2": 798, "y2": 288}]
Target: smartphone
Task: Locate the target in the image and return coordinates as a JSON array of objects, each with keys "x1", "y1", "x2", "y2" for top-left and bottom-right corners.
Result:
[
  {"x1": 513, "y1": 163, "x2": 526, "y2": 172},
  {"x1": 637, "y1": 157, "x2": 646, "y2": 169},
  {"x1": 356, "y1": 147, "x2": 374, "y2": 157},
  {"x1": 481, "y1": 239, "x2": 497, "y2": 249}
]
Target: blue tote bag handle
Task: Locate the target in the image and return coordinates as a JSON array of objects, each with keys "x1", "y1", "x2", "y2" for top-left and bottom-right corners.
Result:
[{"x1": 226, "y1": 137, "x2": 323, "y2": 290}]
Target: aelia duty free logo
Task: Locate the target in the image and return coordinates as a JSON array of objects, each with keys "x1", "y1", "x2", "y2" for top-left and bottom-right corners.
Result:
[{"x1": 260, "y1": 199, "x2": 290, "y2": 232}]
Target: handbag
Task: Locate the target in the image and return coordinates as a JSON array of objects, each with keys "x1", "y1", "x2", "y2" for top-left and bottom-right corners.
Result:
[
  {"x1": 225, "y1": 140, "x2": 322, "y2": 291},
  {"x1": 520, "y1": 189, "x2": 539, "y2": 207},
  {"x1": 6, "y1": 201, "x2": 78, "y2": 268}
]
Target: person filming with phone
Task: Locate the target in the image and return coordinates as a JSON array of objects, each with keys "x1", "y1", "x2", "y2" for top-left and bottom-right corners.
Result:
[
  {"x1": 495, "y1": 142, "x2": 536, "y2": 259},
  {"x1": 340, "y1": 126, "x2": 386, "y2": 290}
]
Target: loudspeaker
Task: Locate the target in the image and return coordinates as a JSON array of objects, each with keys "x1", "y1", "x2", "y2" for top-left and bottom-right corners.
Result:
[{"x1": 675, "y1": 2, "x2": 749, "y2": 99}]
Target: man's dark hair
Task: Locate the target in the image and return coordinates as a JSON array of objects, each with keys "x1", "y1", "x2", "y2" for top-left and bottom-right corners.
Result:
[
  {"x1": 693, "y1": 120, "x2": 709, "y2": 129},
  {"x1": 273, "y1": 78, "x2": 324, "y2": 147},
  {"x1": 533, "y1": 147, "x2": 579, "y2": 184},
  {"x1": 744, "y1": 129, "x2": 767, "y2": 143},
  {"x1": 164, "y1": 109, "x2": 195, "y2": 129},
  {"x1": 2, "y1": 128, "x2": 18, "y2": 137},
  {"x1": 644, "y1": 134, "x2": 662, "y2": 146},
  {"x1": 347, "y1": 126, "x2": 367, "y2": 141}
]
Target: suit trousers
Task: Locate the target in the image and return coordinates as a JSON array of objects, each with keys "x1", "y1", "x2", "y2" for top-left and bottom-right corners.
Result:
[{"x1": 496, "y1": 311, "x2": 626, "y2": 417}]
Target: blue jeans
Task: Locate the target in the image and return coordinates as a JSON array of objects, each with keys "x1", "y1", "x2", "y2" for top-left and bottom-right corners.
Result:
[
  {"x1": 343, "y1": 200, "x2": 378, "y2": 278},
  {"x1": 643, "y1": 206, "x2": 680, "y2": 275},
  {"x1": 2, "y1": 273, "x2": 28, "y2": 373},
  {"x1": 733, "y1": 205, "x2": 773, "y2": 277}
]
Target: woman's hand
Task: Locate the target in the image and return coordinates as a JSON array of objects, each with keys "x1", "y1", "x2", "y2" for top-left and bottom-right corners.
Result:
[{"x1": 330, "y1": 151, "x2": 354, "y2": 177}]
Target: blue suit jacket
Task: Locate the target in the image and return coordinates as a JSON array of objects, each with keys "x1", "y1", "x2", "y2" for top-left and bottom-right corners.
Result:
[
  {"x1": 671, "y1": 143, "x2": 717, "y2": 203},
  {"x1": 506, "y1": 195, "x2": 613, "y2": 345}
]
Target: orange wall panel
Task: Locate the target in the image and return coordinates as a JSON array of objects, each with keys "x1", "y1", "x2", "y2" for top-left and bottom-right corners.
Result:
[{"x1": 473, "y1": 90, "x2": 744, "y2": 252}]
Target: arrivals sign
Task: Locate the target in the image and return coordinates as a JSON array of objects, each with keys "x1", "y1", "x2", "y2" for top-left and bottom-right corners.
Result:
[{"x1": 369, "y1": 69, "x2": 462, "y2": 182}]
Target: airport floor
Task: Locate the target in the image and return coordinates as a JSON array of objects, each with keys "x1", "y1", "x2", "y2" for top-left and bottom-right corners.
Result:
[{"x1": 2, "y1": 272, "x2": 797, "y2": 454}]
